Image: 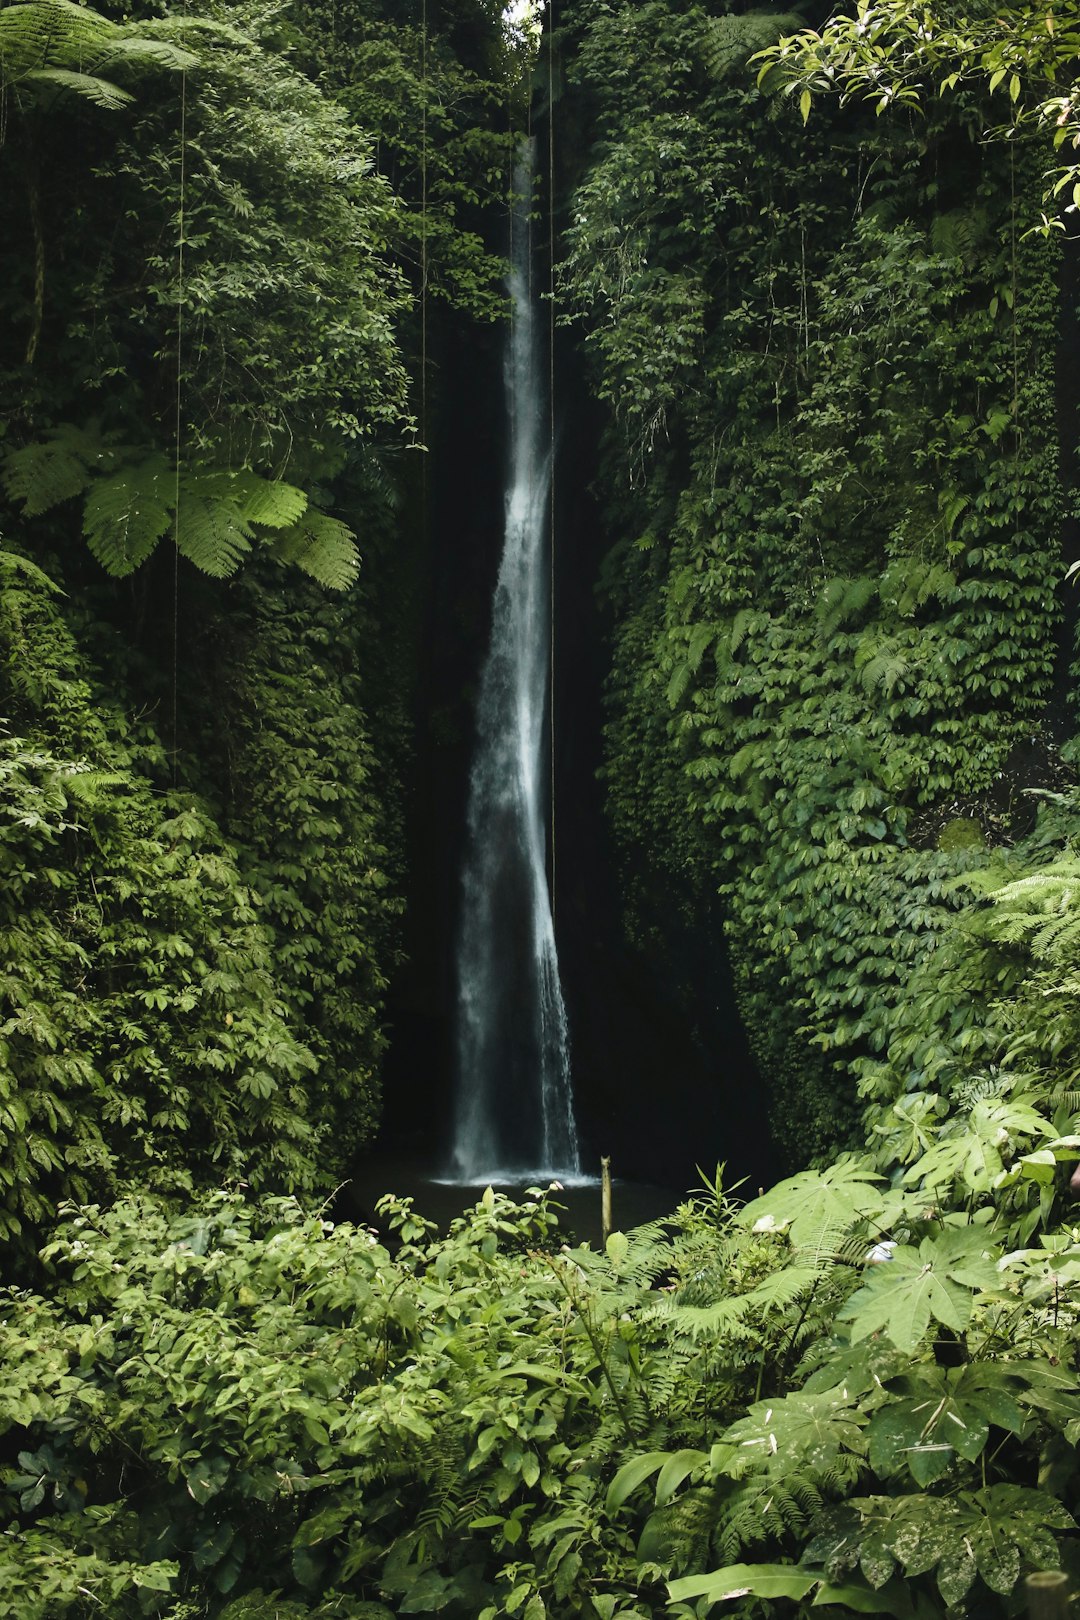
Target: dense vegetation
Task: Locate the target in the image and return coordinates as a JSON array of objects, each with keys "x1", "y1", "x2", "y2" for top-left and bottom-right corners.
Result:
[
  {"x1": 0, "y1": 0, "x2": 525, "y2": 1243},
  {"x1": 3, "y1": 0, "x2": 1080, "y2": 1616},
  {"x1": 559, "y1": 0, "x2": 1077, "y2": 1156}
]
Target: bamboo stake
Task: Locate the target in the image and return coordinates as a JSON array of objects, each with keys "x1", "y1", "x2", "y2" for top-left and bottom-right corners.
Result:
[
  {"x1": 601, "y1": 1156, "x2": 612, "y2": 1245},
  {"x1": 1026, "y1": 1572, "x2": 1070, "y2": 1620}
]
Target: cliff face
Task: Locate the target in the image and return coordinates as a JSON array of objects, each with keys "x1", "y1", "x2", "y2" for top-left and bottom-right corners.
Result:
[{"x1": 557, "y1": 0, "x2": 1077, "y2": 1164}]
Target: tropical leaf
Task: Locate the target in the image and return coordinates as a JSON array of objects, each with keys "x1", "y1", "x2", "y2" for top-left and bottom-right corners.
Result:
[
  {"x1": 668, "y1": 1562, "x2": 817, "y2": 1604},
  {"x1": 24, "y1": 66, "x2": 132, "y2": 107},
  {"x1": 234, "y1": 472, "x2": 308, "y2": 531},
  {"x1": 838, "y1": 1228, "x2": 999, "y2": 1352},
  {"x1": 739, "y1": 1158, "x2": 885, "y2": 1256},
  {"x1": 173, "y1": 482, "x2": 253, "y2": 577},
  {"x1": 2, "y1": 423, "x2": 108, "y2": 516},
  {"x1": 717, "y1": 1388, "x2": 867, "y2": 1480},
  {"x1": 271, "y1": 509, "x2": 360, "y2": 591},
  {"x1": 83, "y1": 456, "x2": 173, "y2": 575}
]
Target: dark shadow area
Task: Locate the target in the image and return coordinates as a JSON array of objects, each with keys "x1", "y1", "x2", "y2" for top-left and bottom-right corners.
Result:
[{"x1": 373, "y1": 109, "x2": 777, "y2": 1205}]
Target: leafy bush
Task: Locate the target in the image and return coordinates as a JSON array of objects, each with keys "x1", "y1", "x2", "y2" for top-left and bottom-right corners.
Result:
[{"x1": 3, "y1": 1126, "x2": 1080, "y2": 1619}]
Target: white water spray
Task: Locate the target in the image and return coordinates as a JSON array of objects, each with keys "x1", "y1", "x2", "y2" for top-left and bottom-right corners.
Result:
[{"x1": 448, "y1": 140, "x2": 581, "y2": 1184}]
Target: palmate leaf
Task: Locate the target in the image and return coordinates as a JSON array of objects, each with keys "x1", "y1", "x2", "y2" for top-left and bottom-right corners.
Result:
[
  {"x1": 739, "y1": 1157, "x2": 885, "y2": 1256},
  {"x1": 717, "y1": 1387, "x2": 867, "y2": 1479},
  {"x1": 838, "y1": 1227, "x2": 1000, "y2": 1353}
]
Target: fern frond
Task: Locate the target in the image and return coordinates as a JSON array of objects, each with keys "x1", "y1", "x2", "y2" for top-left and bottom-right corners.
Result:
[
  {"x1": 2, "y1": 423, "x2": 108, "y2": 517},
  {"x1": 99, "y1": 37, "x2": 196, "y2": 73},
  {"x1": 930, "y1": 206, "x2": 991, "y2": 269},
  {"x1": 233, "y1": 471, "x2": 309, "y2": 531},
  {"x1": 83, "y1": 456, "x2": 173, "y2": 575},
  {"x1": 817, "y1": 575, "x2": 876, "y2": 638},
  {"x1": 0, "y1": 548, "x2": 62, "y2": 595},
  {"x1": 859, "y1": 649, "x2": 909, "y2": 696},
  {"x1": 174, "y1": 480, "x2": 253, "y2": 577},
  {"x1": 61, "y1": 768, "x2": 129, "y2": 804},
  {"x1": 24, "y1": 66, "x2": 132, "y2": 107},
  {"x1": 701, "y1": 12, "x2": 802, "y2": 79},
  {"x1": 0, "y1": 0, "x2": 114, "y2": 81},
  {"x1": 272, "y1": 509, "x2": 360, "y2": 591}
]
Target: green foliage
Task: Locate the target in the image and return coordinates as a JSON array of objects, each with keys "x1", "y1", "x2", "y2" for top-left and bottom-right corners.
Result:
[
  {"x1": 0, "y1": 547, "x2": 335, "y2": 1246},
  {"x1": 3, "y1": 1138, "x2": 1080, "y2": 1620},
  {"x1": 561, "y1": 0, "x2": 1067, "y2": 1158},
  {"x1": 190, "y1": 566, "x2": 405, "y2": 1161},
  {"x1": 755, "y1": 0, "x2": 1080, "y2": 228},
  {"x1": 3, "y1": 426, "x2": 362, "y2": 587},
  {"x1": 0, "y1": 0, "x2": 196, "y2": 115}
]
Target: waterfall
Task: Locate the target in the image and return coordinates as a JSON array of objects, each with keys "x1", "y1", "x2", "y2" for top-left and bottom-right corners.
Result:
[{"x1": 448, "y1": 139, "x2": 581, "y2": 1184}]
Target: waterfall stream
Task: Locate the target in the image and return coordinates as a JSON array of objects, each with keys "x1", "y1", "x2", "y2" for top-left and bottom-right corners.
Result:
[{"x1": 447, "y1": 140, "x2": 581, "y2": 1184}]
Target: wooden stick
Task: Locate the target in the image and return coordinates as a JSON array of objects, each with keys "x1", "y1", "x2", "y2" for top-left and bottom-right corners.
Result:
[
  {"x1": 601, "y1": 1156, "x2": 612, "y2": 1246},
  {"x1": 1026, "y1": 1572, "x2": 1070, "y2": 1620}
]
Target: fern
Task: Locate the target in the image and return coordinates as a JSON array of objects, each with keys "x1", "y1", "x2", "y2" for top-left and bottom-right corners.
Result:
[
  {"x1": 271, "y1": 509, "x2": 360, "y2": 591},
  {"x1": 2, "y1": 423, "x2": 107, "y2": 516},
  {"x1": 23, "y1": 66, "x2": 132, "y2": 108},
  {"x1": 233, "y1": 471, "x2": 308, "y2": 531},
  {"x1": 0, "y1": 0, "x2": 114, "y2": 81},
  {"x1": 817, "y1": 575, "x2": 877, "y2": 639},
  {"x1": 3, "y1": 428, "x2": 356, "y2": 587},
  {"x1": 0, "y1": 0, "x2": 195, "y2": 107},
  {"x1": 861, "y1": 644, "x2": 913, "y2": 696},
  {"x1": 701, "y1": 12, "x2": 802, "y2": 80},
  {"x1": 174, "y1": 479, "x2": 253, "y2": 578},
  {"x1": 930, "y1": 205, "x2": 992, "y2": 269},
  {"x1": 83, "y1": 456, "x2": 173, "y2": 576},
  {"x1": 0, "y1": 548, "x2": 62, "y2": 595},
  {"x1": 709, "y1": 1475, "x2": 823, "y2": 1564}
]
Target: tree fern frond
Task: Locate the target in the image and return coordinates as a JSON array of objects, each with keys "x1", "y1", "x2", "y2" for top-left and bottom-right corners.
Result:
[
  {"x1": 701, "y1": 12, "x2": 802, "y2": 79},
  {"x1": 230, "y1": 470, "x2": 309, "y2": 531},
  {"x1": 98, "y1": 37, "x2": 196, "y2": 73},
  {"x1": 174, "y1": 483, "x2": 253, "y2": 577},
  {"x1": 24, "y1": 66, "x2": 132, "y2": 107},
  {"x1": 0, "y1": 0, "x2": 114, "y2": 82},
  {"x1": 271, "y1": 509, "x2": 359, "y2": 591},
  {"x1": 2, "y1": 423, "x2": 109, "y2": 516},
  {"x1": 83, "y1": 456, "x2": 173, "y2": 575}
]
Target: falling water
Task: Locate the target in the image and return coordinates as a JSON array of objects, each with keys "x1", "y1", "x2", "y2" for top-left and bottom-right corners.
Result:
[{"x1": 448, "y1": 140, "x2": 581, "y2": 1184}]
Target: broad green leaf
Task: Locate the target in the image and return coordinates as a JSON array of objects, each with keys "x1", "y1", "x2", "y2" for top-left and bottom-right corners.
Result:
[
  {"x1": 668, "y1": 1564, "x2": 817, "y2": 1603},
  {"x1": 655, "y1": 1448, "x2": 708, "y2": 1506},
  {"x1": 606, "y1": 1452, "x2": 669, "y2": 1513},
  {"x1": 740, "y1": 1158, "x2": 884, "y2": 1255}
]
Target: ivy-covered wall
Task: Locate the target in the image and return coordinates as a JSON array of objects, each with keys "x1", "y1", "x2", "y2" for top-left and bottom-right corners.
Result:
[{"x1": 558, "y1": 0, "x2": 1075, "y2": 1162}]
